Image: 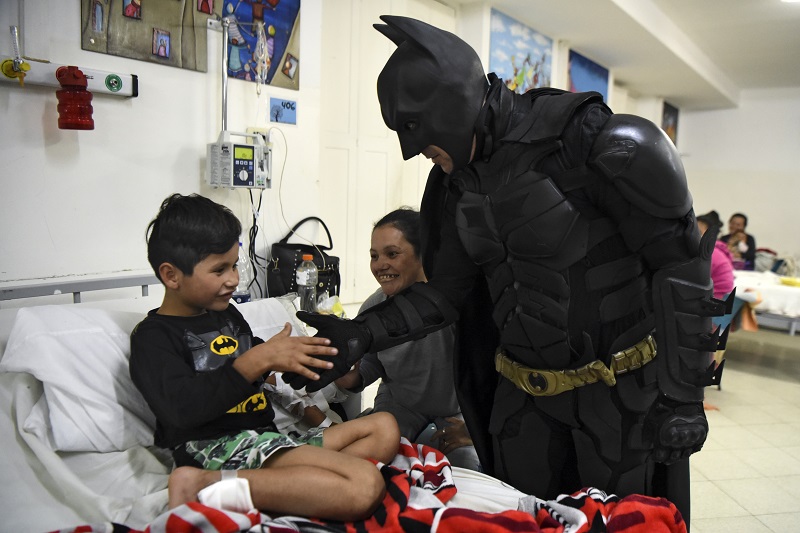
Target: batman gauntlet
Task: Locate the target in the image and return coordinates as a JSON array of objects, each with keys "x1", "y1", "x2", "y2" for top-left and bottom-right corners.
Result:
[
  {"x1": 283, "y1": 312, "x2": 372, "y2": 392},
  {"x1": 645, "y1": 395, "x2": 708, "y2": 464}
]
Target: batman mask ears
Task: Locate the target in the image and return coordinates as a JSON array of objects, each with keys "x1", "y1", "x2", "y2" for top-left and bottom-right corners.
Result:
[{"x1": 375, "y1": 15, "x2": 489, "y2": 172}]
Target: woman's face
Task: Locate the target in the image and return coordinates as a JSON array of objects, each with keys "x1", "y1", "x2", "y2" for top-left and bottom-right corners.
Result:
[{"x1": 370, "y1": 225, "x2": 426, "y2": 297}]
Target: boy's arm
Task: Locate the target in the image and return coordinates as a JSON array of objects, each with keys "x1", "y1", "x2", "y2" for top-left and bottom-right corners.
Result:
[{"x1": 130, "y1": 324, "x2": 259, "y2": 429}]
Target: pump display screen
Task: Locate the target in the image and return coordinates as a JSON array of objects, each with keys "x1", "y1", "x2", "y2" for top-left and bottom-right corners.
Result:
[
  {"x1": 234, "y1": 145, "x2": 254, "y2": 161},
  {"x1": 232, "y1": 144, "x2": 255, "y2": 186}
]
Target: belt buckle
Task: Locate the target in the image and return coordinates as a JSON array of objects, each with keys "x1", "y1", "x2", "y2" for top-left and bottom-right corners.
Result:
[
  {"x1": 520, "y1": 367, "x2": 564, "y2": 396},
  {"x1": 496, "y1": 353, "x2": 562, "y2": 396}
]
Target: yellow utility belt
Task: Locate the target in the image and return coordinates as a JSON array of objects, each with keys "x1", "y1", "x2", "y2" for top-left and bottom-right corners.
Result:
[{"x1": 495, "y1": 335, "x2": 657, "y2": 397}]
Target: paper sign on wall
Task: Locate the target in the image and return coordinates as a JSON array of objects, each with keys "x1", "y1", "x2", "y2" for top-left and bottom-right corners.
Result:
[{"x1": 269, "y1": 97, "x2": 297, "y2": 125}]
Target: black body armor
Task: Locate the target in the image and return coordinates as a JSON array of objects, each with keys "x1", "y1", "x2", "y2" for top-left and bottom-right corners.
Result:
[{"x1": 298, "y1": 15, "x2": 728, "y2": 527}]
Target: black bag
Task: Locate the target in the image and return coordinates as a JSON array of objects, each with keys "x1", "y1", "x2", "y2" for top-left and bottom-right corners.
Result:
[{"x1": 267, "y1": 217, "x2": 341, "y2": 298}]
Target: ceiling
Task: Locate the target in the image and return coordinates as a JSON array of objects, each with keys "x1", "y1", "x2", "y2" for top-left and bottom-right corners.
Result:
[{"x1": 444, "y1": 0, "x2": 800, "y2": 110}]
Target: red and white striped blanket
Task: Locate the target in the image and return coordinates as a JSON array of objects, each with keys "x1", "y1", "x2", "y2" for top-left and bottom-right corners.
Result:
[{"x1": 52, "y1": 440, "x2": 686, "y2": 533}]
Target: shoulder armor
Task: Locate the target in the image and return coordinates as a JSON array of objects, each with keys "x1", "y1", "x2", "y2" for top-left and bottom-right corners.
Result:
[
  {"x1": 519, "y1": 90, "x2": 607, "y2": 142},
  {"x1": 589, "y1": 114, "x2": 692, "y2": 218}
]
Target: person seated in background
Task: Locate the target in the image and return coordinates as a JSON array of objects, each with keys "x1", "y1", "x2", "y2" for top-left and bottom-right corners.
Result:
[
  {"x1": 696, "y1": 211, "x2": 735, "y2": 370},
  {"x1": 129, "y1": 193, "x2": 400, "y2": 521},
  {"x1": 721, "y1": 212, "x2": 756, "y2": 270},
  {"x1": 335, "y1": 207, "x2": 481, "y2": 471}
]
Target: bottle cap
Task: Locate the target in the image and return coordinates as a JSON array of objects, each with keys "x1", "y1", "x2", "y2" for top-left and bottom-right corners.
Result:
[{"x1": 302, "y1": 254, "x2": 314, "y2": 261}]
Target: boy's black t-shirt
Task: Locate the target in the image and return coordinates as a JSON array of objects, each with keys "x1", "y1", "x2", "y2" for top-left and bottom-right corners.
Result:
[{"x1": 129, "y1": 305, "x2": 276, "y2": 450}]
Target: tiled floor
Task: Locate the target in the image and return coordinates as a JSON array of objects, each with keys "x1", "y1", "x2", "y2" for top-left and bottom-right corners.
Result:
[{"x1": 689, "y1": 359, "x2": 800, "y2": 532}]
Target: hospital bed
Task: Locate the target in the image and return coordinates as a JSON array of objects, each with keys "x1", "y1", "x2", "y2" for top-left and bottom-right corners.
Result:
[{"x1": 0, "y1": 276, "x2": 685, "y2": 532}]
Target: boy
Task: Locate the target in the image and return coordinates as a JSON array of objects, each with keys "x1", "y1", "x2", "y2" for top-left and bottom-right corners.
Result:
[{"x1": 130, "y1": 193, "x2": 399, "y2": 521}]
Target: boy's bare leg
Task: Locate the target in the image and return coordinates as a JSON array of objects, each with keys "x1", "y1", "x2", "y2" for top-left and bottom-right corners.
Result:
[
  {"x1": 322, "y1": 411, "x2": 400, "y2": 464},
  {"x1": 169, "y1": 445, "x2": 387, "y2": 521}
]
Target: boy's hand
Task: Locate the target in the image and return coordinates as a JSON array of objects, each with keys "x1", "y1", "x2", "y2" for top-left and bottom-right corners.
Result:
[
  {"x1": 283, "y1": 312, "x2": 372, "y2": 392},
  {"x1": 233, "y1": 323, "x2": 337, "y2": 384}
]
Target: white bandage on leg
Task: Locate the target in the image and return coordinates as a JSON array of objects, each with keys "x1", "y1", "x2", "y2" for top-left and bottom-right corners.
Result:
[{"x1": 198, "y1": 470, "x2": 255, "y2": 513}]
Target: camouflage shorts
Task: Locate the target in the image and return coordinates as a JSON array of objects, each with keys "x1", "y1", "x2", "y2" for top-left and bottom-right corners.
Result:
[{"x1": 182, "y1": 427, "x2": 325, "y2": 471}]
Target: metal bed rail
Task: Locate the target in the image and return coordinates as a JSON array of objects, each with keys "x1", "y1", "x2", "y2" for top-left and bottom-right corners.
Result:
[{"x1": 0, "y1": 273, "x2": 159, "y2": 304}]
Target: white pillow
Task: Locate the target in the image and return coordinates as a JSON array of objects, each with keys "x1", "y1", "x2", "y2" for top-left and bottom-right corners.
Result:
[{"x1": 0, "y1": 306, "x2": 156, "y2": 452}]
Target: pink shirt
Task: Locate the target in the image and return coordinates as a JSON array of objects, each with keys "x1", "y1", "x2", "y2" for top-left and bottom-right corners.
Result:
[{"x1": 711, "y1": 241, "x2": 735, "y2": 299}]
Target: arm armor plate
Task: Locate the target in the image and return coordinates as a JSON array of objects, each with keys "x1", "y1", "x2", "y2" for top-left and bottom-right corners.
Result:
[
  {"x1": 590, "y1": 114, "x2": 729, "y2": 401},
  {"x1": 355, "y1": 281, "x2": 459, "y2": 352}
]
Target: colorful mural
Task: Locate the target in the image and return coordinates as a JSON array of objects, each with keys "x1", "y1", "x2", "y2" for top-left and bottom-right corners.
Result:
[
  {"x1": 489, "y1": 9, "x2": 552, "y2": 94},
  {"x1": 81, "y1": 0, "x2": 219, "y2": 72},
  {"x1": 222, "y1": 0, "x2": 300, "y2": 90}
]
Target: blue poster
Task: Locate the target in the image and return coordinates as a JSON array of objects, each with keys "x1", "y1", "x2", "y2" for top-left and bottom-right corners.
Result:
[{"x1": 568, "y1": 50, "x2": 609, "y2": 102}]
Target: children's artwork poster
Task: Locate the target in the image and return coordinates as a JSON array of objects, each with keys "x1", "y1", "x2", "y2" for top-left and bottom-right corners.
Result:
[
  {"x1": 662, "y1": 101, "x2": 679, "y2": 146},
  {"x1": 489, "y1": 9, "x2": 552, "y2": 94},
  {"x1": 269, "y1": 97, "x2": 297, "y2": 124},
  {"x1": 222, "y1": 0, "x2": 301, "y2": 91},
  {"x1": 81, "y1": 0, "x2": 220, "y2": 72},
  {"x1": 567, "y1": 50, "x2": 609, "y2": 102}
]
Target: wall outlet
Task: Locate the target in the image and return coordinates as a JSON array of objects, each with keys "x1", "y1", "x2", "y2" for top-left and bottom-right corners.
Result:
[{"x1": 246, "y1": 127, "x2": 270, "y2": 144}]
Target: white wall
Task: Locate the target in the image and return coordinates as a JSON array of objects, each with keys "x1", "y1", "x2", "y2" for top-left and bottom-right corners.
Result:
[
  {"x1": 2, "y1": 3, "x2": 799, "y2": 304},
  {"x1": 0, "y1": 0, "x2": 323, "y2": 290},
  {"x1": 680, "y1": 87, "x2": 800, "y2": 261}
]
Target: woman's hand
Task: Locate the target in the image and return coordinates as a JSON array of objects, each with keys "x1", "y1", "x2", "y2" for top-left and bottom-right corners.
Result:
[
  {"x1": 334, "y1": 361, "x2": 363, "y2": 390},
  {"x1": 432, "y1": 417, "x2": 473, "y2": 455}
]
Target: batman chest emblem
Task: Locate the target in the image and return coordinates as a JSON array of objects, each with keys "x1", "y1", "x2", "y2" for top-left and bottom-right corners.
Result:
[
  {"x1": 454, "y1": 169, "x2": 588, "y2": 270},
  {"x1": 184, "y1": 323, "x2": 253, "y2": 372}
]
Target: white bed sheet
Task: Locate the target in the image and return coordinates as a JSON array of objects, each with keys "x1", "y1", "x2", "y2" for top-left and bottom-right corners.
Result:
[{"x1": 0, "y1": 295, "x2": 169, "y2": 532}]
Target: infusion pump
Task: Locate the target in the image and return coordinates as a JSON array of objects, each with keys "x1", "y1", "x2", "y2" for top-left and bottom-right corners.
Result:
[{"x1": 207, "y1": 130, "x2": 272, "y2": 189}]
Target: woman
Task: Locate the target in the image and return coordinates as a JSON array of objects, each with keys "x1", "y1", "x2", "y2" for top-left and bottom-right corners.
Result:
[{"x1": 336, "y1": 208, "x2": 480, "y2": 471}]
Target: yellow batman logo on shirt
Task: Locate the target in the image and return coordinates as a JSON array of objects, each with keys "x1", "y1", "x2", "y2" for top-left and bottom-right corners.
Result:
[
  {"x1": 227, "y1": 392, "x2": 269, "y2": 413},
  {"x1": 211, "y1": 335, "x2": 238, "y2": 355}
]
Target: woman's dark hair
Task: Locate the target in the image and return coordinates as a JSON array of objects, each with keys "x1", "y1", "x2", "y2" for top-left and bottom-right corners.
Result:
[
  {"x1": 697, "y1": 210, "x2": 722, "y2": 238},
  {"x1": 146, "y1": 193, "x2": 241, "y2": 281},
  {"x1": 374, "y1": 207, "x2": 421, "y2": 258},
  {"x1": 729, "y1": 212, "x2": 748, "y2": 227}
]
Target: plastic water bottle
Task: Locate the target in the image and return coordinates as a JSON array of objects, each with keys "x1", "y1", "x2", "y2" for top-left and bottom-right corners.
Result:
[
  {"x1": 233, "y1": 241, "x2": 253, "y2": 304},
  {"x1": 296, "y1": 254, "x2": 318, "y2": 312}
]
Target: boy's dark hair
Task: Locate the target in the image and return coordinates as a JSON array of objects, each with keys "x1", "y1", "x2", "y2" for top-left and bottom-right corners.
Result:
[
  {"x1": 374, "y1": 207, "x2": 421, "y2": 258},
  {"x1": 146, "y1": 193, "x2": 241, "y2": 281}
]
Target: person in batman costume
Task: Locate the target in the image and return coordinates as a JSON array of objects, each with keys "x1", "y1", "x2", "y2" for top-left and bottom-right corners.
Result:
[{"x1": 284, "y1": 15, "x2": 730, "y2": 526}]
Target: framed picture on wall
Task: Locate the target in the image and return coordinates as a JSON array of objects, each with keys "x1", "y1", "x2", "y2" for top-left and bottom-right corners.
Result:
[
  {"x1": 152, "y1": 29, "x2": 170, "y2": 59},
  {"x1": 662, "y1": 101, "x2": 679, "y2": 146},
  {"x1": 81, "y1": 0, "x2": 218, "y2": 72},
  {"x1": 489, "y1": 9, "x2": 552, "y2": 94},
  {"x1": 567, "y1": 50, "x2": 609, "y2": 102}
]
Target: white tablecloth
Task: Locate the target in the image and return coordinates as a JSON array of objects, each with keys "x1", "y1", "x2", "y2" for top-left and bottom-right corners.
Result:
[{"x1": 733, "y1": 271, "x2": 800, "y2": 318}]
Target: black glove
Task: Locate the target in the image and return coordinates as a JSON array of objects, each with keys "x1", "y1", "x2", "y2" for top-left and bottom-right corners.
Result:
[
  {"x1": 645, "y1": 396, "x2": 708, "y2": 464},
  {"x1": 283, "y1": 311, "x2": 372, "y2": 392}
]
